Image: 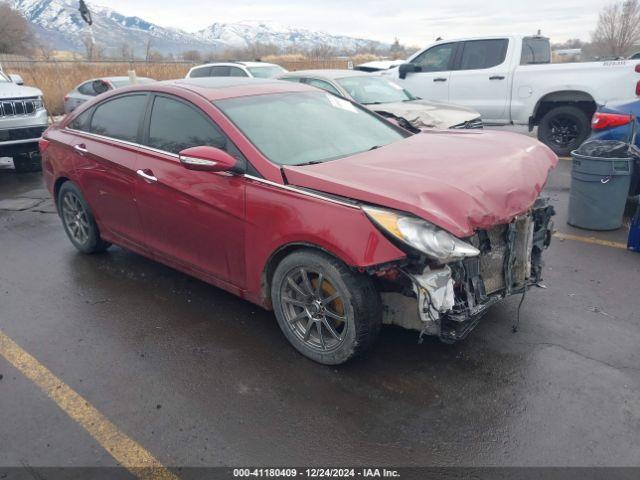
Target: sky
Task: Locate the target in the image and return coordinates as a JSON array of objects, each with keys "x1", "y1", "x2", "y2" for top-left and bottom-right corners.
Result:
[{"x1": 105, "y1": 0, "x2": 610, "y2": 45}]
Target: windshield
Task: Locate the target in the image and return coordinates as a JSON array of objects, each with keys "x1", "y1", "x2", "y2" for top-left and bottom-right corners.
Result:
[
  {"x1": 248, "y1": 66, "x2": 286, "y2": 78},
  {"x1": 336, "y1": 76, "x2": 414, "y2": 104},
  {"x1": 0, "y1": 72, "x2": 11, "y2": 83},
  {"x1": 215, "y1": 91, "x2": 407, "y2": 166}
]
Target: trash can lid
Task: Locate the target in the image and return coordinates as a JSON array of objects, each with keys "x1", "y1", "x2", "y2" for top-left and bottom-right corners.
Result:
[{"x1": 574, "y1": 140, "x2": 630, "y2": 158}]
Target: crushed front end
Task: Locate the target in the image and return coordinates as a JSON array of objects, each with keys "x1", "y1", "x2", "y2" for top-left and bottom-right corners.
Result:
[{"x1": 370, "y1": 198, "x2": 555, "y2": 343}]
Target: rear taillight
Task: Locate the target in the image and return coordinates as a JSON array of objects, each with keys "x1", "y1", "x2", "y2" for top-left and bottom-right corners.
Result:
[
  {"x1": 38, "y1": 137, "x2": 50, "y2": 153},
  {"x1": 635, "y1": 64, "x2": 640, "y2": 73},
  {"x1": 64, "y1": 95, "x2": 69, "y2": 101},
  {"x1": 592, "y1": 112, "x2": 633, "y2": 130}
]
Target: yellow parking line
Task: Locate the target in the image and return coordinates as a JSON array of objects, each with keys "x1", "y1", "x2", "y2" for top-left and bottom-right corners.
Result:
[
  {"x1": 554, "y1": 231, "x2": 628, "y2": 250},
  {"x1": 0, "y1": 329, "x2": 178, "y2": 480}
]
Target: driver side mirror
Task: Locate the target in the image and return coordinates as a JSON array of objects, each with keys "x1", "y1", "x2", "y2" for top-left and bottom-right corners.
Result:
[
  {"x1": 398, "y1": 63, "x2": 421, "y2": 80},
  {"x1": 9, "y1": 74, "x2": 24, "y2": 85},
  {"x1": 178, "y1": 146, "x2": 238, "y2": 172}
]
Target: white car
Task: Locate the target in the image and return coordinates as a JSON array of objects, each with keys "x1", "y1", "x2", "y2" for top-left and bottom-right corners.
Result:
[
  {"x1": 186, "y1": 61, "x2": 287, "y2": 79},
  {"x1": 384, "y1": 35, "x2": 640, "y2": 155}
]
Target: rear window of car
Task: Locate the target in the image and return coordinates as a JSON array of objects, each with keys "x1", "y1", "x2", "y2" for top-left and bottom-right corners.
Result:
[
  {"x1": 521, "y1": 37, "x2": 551, "y2": 65},
  {"x1": 89, "y1": 94, "x2": 147, "y2": 142}
]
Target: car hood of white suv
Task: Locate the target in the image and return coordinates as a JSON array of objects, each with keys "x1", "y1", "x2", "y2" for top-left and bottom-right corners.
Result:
[
  {"x1": 370, "y1": 99, "x2": 481, "y2": 129},
  {"x1": 0, "y1": 84, "x2": 43, "y2": 99}
]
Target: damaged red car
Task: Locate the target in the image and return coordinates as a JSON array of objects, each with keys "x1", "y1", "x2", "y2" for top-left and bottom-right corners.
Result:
[{"x1": 42, "y1": 78, "x2": 557, "y2": 365}]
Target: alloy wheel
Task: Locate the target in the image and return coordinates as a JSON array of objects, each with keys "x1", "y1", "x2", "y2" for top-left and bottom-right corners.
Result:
[
  {"x1": 280, "y1": 267, "x2": 348, "y2": 352},
  {"x1": 61, "y1": 191, "x2": 90, "y2": 246},
  {"x1": 549, "y1": 115, "x2": 580, "y2": 147}
]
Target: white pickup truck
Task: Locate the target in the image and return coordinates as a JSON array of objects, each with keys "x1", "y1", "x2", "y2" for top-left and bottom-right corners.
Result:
[{"x1": 382, "y1": 35, "x2": 640, "y2": 155}]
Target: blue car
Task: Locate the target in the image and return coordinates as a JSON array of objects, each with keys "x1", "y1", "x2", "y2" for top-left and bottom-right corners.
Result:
[{"x1": 589, "y1": 100, "x2": 640, "y2": 196}]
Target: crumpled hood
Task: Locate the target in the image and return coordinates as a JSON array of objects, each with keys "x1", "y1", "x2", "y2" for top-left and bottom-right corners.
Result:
[
  {"x1": 283, "y1": 130, "x2": 558, "y2": 238},
  {"x1": 372, "y1": 99, "x2": 480, "y2": 129},
  {"x1": 0, "y1": 84, "x2": 43, "y2": 99}
]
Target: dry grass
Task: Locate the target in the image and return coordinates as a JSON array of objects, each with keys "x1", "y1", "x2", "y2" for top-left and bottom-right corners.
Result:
[{"x1": 3, "y1": 57, "x2": 366, "y2": 115}]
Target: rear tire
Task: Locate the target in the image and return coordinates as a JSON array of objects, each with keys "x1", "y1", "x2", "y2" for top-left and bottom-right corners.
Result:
[
  {"x1": 13, "y1": 153, "x2": 42, "y2": 173},
  {"x1": 271, "y1": 249, "x2": 382, "y2": 365},
  {"x1": 57, "y1": 181, "x2": 111, "y2": 254},
  {"x1": 537, "y1": 105, "x2": 590, "y2": 156}
]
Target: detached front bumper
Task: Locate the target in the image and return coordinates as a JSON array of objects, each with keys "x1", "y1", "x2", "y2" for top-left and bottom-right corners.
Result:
[{"x1": 381, "y1": 198, "x2": 555, "y2": 342}]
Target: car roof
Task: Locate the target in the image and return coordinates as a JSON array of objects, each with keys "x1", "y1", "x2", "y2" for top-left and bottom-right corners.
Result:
[
  {"x1": 190, "y1": 61, "x2": 280, "y2": 69},
  {"x1": 76, "y1": 76, "x2": 154, "y2": 86},
  {"x1": 280, "y1": 69, "x2": 370, "y2": 81},
  {"x1": 116, "y1": 77, "x2": 316, "y2": 101}
]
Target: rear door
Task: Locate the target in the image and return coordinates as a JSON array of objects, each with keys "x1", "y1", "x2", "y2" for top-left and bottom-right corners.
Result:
[
  {"x1": 68, "y1": 94, "x2": 148, "y2": 250},
  {"x1": 391, "y1": 42, "x2": 459, "y2": 101},
  {"x1": 448, "y1": 39, "x2": 511, "y2": 122},
  {"x1": 134, "y1": 94, "x2": 247, "y2": 285}
]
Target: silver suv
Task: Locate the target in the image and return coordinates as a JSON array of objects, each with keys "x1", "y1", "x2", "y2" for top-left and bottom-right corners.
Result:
[{"x1": 0, "y1": 70, "x2": 48, "y2": 172}]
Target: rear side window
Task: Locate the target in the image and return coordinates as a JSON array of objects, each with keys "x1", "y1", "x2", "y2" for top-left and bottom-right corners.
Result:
[
  {"x1": 229, "y1": 67, "x2": 248, "y2": 77},
  {"x1": 189, "y1": 67, "x2": 211, "y2": 78},
  {"x1": 521, "y1": 37, "x2": 551, "y2": 65},
  {"x1": 210, "y1": 66, "x2": 230, "y2": 76},
  {"x1": 411, "y1": 43, "x2": 456, "y2": 72},
  {"x1": 146, "y1": 96, "x2": 228, "y2": 154},
  {"x1": 459, "y1": 39, "x2": 508, "y2": 70},
  {"x1": 77, "y1": 81, "x2": 97, "y2": 96},
  {"x1": 89, "y1": 95, "x2": 147, "y2": 142}
]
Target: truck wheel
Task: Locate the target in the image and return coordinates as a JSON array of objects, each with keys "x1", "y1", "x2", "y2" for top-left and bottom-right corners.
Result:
[
  {"x1": 57, "y1": 181, "x2": 111, "y2": 254},
  {"x1": 537, "y1": 106, "x2": 590, "y2": 157},
  {"x1": 13, "y1": 153, "x2": 42, "y2": 173},
  {"x1": 271, "y1": 249, "x2": 382, "y2": 365}
]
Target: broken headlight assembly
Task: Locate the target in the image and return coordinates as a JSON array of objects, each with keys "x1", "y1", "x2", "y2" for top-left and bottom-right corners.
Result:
[{"x1": 362, "y1": 206, "x2": 480, "y2": 263}]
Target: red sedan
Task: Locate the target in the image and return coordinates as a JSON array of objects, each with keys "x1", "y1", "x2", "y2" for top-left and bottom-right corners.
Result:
[{"x1": 41, "y1": 78, "x2": 557, "y2": 365}]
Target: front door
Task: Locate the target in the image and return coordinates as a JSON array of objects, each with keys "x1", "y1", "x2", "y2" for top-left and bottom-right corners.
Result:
[
  {"x1": 387, "y1": 42, "x2": 458, "y2": 102},
  {"x1": 134, "y1": 94, "x2": 247, "y2": 286}
]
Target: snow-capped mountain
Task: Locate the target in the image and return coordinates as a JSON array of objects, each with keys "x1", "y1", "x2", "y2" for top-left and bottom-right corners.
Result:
[
  {"x1": 9, "y1": 0, "x2": 386, "y2": 56},
  {"x1": 196, "y1": 21, "x2": 386, "y2": 52}
]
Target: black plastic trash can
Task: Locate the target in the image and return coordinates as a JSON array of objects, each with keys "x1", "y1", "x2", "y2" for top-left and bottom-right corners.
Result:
[{"x1": 568, "y1": 140, "x2": 634, "y2": 231}]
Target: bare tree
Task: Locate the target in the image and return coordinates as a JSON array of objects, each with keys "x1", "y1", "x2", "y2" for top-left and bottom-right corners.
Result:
[
  {"x1": 120, "y1": 42, "x2": 133, "y2": 61},
  {"x1": 182, "y1": 50, "x2": 202, "y2": 62},
  {"x1": 81, "y1": 35, "x2": 103, "y2": 61},
  {"x1": 0, "y1": 3, "x2": 35, "y2": 54},
  {"x1": 591, "y1": 0, "x2": 640, "y2": 57},
  {"x1": 144, "y1": 37, "x2": 153, "y2": 62},
  {"x1": 38, "y1": 42, "x2": 56, "y2": 60}
]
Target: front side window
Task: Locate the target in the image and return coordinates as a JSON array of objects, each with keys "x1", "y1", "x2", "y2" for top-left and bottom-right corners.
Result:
[
  {"x1": 521, "y1": 37, "x2": 551, "y2": 65},
  {"x1": 336, "y1": 76, "x2": 413, "y2": 104},
  {"x1": 411, "y1": 43, "x2": 456, "y2": 72},
  {"x1": 216, "y1": 91, "x2": 407, "y2": 166},
  {"x1": 146, "y1": 96, "x2": 228, "y2": 154},
  {"x1": 247, "y1": 65, "x2": 286, "y2": 78},
  {"x1": 459, "y1": 39, "x2": 508, "y2": 70},
  {"x1": 89, "y1": 95, "x2": 147, "y2": 142},
  {"x1": 304, "y1": 79, "x2": 341, "y2": 96}
]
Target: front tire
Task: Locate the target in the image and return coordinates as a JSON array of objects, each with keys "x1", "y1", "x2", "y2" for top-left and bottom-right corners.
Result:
[
  {"x1": 537, "y1": 105, "x2": 590, "y2": 156},
  {"x1": 57, "y1": 181, "x2": 111, "y2": 254},
  {"x1": 271, "y1": 249, "x2": 382, "y2": 365},
  {"x1": 13, "y1": 153, "x2": 42, "y2": 173}
]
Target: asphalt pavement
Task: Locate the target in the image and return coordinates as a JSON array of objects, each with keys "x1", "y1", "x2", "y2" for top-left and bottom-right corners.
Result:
[{"x1": 0, "y1": 151, "x2": 639, "y2": 474}]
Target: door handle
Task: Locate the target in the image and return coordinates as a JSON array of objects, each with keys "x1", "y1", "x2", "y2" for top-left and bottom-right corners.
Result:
[
  {"x1": 489, "y1": 75, "x2": 505, "y2": 80},
  {"x1": 136, "y1": 169, "x2": 157, "y2": 182},
  {"x1": 73, "y1": 144, "x2": 88, "y2": 154},
  {"x1": 433, "y1": 77, "x2": 447, "y2": 82}
]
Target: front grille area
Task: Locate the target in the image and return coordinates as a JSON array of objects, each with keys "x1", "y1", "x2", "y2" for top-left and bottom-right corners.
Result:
[
  {"x1": 472, "y1": 216, "x2": 534, "y2": 294},
  {"x1": 450, "y1": 117, "x2": 484, "y2": 129},
  {"x1": 0, "y1": 126, "x2": 46, "y2": 142},
  {"x1": 0, "y1": 98, "x2": 39, "y2": 117}
]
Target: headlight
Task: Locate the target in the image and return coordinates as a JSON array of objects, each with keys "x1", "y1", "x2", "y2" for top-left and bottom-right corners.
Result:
[
  {"x1": 363, "y1": 205, "x2": 480, "y2": 263},
  {"x1": 33, "y1": 96, "x2": 44, "y2": 110}
]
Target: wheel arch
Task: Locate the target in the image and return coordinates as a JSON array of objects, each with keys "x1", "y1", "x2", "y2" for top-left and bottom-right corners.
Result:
[
  {"x1": 53, "y1": 176, "x2": 70, "y2": 202},
  {"x1": 531, "y1": 90, "x2": 597, "y2": 125},
  {"x1": 261, "y1": 242, "x2": 355, "y2": 309}
]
